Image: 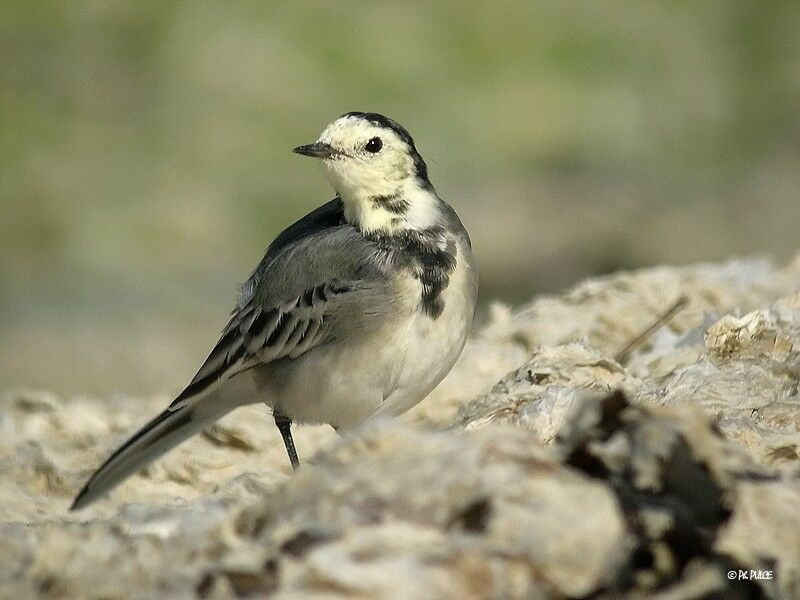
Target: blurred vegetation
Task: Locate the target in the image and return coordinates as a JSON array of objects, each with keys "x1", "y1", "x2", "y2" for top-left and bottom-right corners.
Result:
[{"x1": 1, "y1": 2, "x2": 799, "y2": 395}]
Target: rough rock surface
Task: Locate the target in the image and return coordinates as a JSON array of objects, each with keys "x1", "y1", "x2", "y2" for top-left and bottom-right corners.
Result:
[{"x1": 3, "y1": 255, "x2": 800, "y2": 599}]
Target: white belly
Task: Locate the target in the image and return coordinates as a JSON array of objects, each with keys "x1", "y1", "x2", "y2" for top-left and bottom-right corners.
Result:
[{"x1": 377, "y1": 285, "x2": 472, "y2": 418}]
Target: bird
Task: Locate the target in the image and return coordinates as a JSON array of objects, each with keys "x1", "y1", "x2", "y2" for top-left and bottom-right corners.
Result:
[{"x1": 70, "y1": 112, "x2": 478, "y2": 510}]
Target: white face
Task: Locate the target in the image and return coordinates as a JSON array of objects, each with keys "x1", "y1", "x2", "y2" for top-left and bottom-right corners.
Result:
[
  {"x1": 316, "y1": 115, "x2": 416, "y2": 200},
  {"x1": 295, "y1": 114, "x2": 439, "y2": 234}
]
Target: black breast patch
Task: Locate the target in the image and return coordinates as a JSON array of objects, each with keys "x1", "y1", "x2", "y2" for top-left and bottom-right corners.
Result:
[{"x1": 368, "y1": 226, "x2": 458, "y2": 319}]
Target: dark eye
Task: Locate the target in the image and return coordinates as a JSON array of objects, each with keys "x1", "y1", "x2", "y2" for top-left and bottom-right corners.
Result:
[{"x1": 364, "y1": 137, "x2": 383, "y2": 153}]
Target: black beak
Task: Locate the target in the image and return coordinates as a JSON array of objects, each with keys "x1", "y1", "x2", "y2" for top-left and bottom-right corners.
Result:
[{"x1": 292, "y1": 142, "x2": 336, "y2": 158}]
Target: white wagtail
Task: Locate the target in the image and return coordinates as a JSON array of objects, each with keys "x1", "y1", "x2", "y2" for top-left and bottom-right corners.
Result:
[{"x1": 71, "y1": 112, "x2": 478, "y2": 510}]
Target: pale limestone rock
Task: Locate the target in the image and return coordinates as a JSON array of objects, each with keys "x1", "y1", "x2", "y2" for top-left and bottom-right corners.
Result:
[
  {"x1": 455, "y1": 342, "x2": 641, "y2": 441},
  {"x1": 240, "y1": 422, "x2": 629, "y2": 599}
]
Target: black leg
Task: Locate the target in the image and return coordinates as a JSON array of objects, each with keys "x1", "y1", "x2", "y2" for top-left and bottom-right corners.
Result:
[{"x1": 273, "y1": 409, "x2": 299, "y2": 471}]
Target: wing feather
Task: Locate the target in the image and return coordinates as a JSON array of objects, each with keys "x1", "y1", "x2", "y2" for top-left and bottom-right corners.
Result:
[
  {"x1": 290, "y1": 317, "x2": 323, "y2": 358},
  {"x1": 170, "y1": 281, "x2": 353, "y2": 409}
]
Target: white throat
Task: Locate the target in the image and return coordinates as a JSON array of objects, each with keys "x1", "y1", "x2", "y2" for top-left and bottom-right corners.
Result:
[{"x1": 338, "y1": 179, "x2": 441, "y2": 235}]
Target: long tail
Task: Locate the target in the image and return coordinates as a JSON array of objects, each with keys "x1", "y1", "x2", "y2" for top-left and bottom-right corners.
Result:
[{"x1": 70, "y1": 395, "x2": 232, "y2": 511}]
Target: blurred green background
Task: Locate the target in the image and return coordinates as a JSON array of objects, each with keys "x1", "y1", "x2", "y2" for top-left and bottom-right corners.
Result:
[{"x1": 2, "y1": 2, "x2": 799, "y2": 395}]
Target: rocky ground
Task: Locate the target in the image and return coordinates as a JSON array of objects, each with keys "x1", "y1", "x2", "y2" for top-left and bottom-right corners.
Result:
[{"x1": 3, "y1": 255, "x2": 800, "y2": 599}]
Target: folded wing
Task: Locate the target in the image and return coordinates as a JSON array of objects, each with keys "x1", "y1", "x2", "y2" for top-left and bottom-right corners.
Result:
[
  {"x1": 170, "y1": 222, "x2": 388, "y2": 410},
  {"x1": 169, "y1": 279, "x2": 354, "y2": 409}
]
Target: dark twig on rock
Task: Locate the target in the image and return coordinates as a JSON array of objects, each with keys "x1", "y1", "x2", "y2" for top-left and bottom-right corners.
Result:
[{"x1": 615, "y1": 296, "x2": 688, "y2": 365}]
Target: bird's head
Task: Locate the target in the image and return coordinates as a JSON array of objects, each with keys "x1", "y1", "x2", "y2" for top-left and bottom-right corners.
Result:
[{"x1": 294, "y1": 112, "x2": 436, "y2": 234}]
